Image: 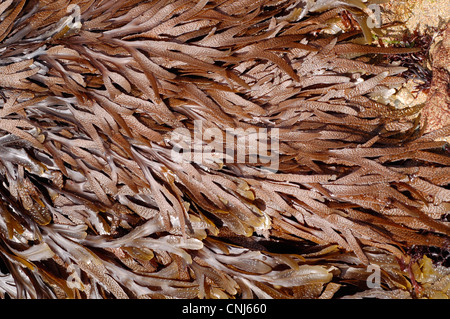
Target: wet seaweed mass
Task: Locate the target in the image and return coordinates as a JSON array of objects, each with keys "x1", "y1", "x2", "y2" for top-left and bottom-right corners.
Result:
[{"x1": 0, "y1": 0, "x2": 449, "y2": 299}]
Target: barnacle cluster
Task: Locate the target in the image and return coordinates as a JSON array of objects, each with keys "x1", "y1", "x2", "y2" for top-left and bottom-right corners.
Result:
[{"x1": 0, "y1": 0, "x2": 449, "y2": 299}]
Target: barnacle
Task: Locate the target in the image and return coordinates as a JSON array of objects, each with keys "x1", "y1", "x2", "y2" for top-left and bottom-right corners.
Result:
[{"x1": 0, "y1": 0, "x2": 449, "y2": 299}]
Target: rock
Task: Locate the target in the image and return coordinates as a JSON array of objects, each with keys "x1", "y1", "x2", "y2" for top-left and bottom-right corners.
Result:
[{"x1": 423, "y1": 23, "x2": 450, "y2": 134}]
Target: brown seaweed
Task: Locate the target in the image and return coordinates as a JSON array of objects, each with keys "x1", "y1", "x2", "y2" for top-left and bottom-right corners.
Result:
[{"x1": 0, "y1": 0, "x2": 448, "y2": 299}]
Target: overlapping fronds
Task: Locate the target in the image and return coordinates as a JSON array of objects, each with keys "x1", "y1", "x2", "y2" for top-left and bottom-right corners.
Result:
[{"x1": 0, "y1": 0, "x2": 449, "y2": 299}]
